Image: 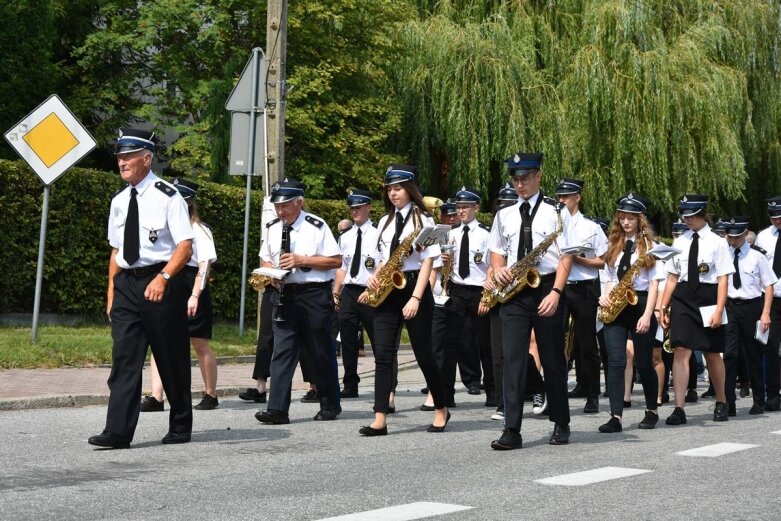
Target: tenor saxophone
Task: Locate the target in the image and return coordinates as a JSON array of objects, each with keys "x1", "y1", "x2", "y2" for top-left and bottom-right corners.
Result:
[
  {"x1": 364, "y1": 207, "x2": 422, "y2": 308},
  {"x1": 481, "y1": 207, "x2": 563, "y2": 308}
]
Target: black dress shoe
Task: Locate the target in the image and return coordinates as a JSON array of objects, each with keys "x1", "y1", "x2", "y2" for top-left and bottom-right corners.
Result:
[
  {"x1": 639, "y1": 410, "x2": 659, "y2": 429},
  {"x1": 701, "y1": 385, "x2": 716, "y2": 398},
  {"x1": 88, "y1": 432, "x2": 130, "y2": 449},
  {"x1": 467, "y1": 383, "x2": 481, "y2": 395},
  {"x1": 739, "y1": 385, "x2": 751, "y2": 398},
  {"x1": 491, "y1": 429, "x2": 523, "y2": 450},
  {"x1": 427, "y1": 412, "x2": 451, "y2": 433},
  {"x1": 665, "y1": 406, "x2": 687, "y2": 425},
  {"x1": 359, "y1": 425, "x2": 388, "y2": 436},
  {"x1": 713, "y1": 401, "x2": 729, "y2": 422},
  {"x1": 161, "y1": 432, "x2": 191, "y2": 444},
  {"x1": 194, "y1": 392, "x2": 218, "y2": 410},
  {"x1": 300, "y1": 389, "x2": 319, "y2": 403},
  {"x1": 341, "y1": 385, "x2": 359, "y2": 398},
  {"x1": 568, "y1": 384, "x2": 585, "y2": 398},
  {"x1": 765, "y1": 396, "x2": 780, "y2": 411},
  {"x1": 420, "y1": 387, "x2": 429, "y2": 394},
  {"x1": 255, "y1": 410, "x2": 290, "y2": 424},
  {"x1": 387, "y1": 405, "x2": 396, "y2": 414},
  {"x1": 598, "y1": 416, "x2": 622, "y2": 433},
  {"x1": 661, "y1": 391, "x2": 670, "y2": 404},
  {"x1": 749, "y1": 403, "x2": 765, "y2": 415},
  {"x1": 623, "y1": 400, "x2": 632, "y2": 408},
  {"x1": 314, "y1": 407, "x2": 342, "y2": 421},
  {"x1": 140, "y1": 396, "x2": 164, "y2": 412},
  {"x1": 727, "y1": 402, "x2": 737, "y2": 417},
  {"x1": 239, "y1": 388, "x2": 267, "y2": 403},
  {"x1": 583, "y1": 396, "x2": 599, "y2": 414},
  {"x1": 684, "y1": 389, "x2": 698, "y2": 403},
  {"x1": 420, "y1": 403, "x2": 435, "y2": 411},
  {"x1": 549, "y1": 423, "x2": 570, "y2": 445}
]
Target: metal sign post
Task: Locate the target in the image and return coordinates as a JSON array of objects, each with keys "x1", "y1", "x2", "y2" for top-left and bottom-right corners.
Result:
[
  {"x1": 4, "y1": 94, "x2": 96, "y2": 341},
  {"x1": 226, "y1": 48, "x2": 268, "y2": 336}
]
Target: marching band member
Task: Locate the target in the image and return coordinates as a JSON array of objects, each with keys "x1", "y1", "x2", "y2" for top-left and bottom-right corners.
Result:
[
  {"x1": 597, "y1": 193, "x2": 663, "y2": 432},
  {"x1": 658, "y1": 195, "x2": 734, "y2": 425},
  {"x1": 488, "y1": 152, "x2": 574, "y2": 450},
  {"x1": 723, "y1": 217, "x2": 776, "y2": 415},
  {"x1": 755, "y1": 196, "x2": 781, "y2": 411},
  {"x1": 358, "y1": 165, "x2": 449, "y2": 435}
]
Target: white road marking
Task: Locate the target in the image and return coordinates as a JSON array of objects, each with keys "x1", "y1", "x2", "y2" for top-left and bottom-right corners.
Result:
[
  {"x1": 676, "y1": 442, "x2": 759, "y2": 457},
  {"x1": 535, "y1": 466, "x2": 651, "y2": 486},
  {"x1": 315, "y1": 502, "x2": 473, "y2": 521}
]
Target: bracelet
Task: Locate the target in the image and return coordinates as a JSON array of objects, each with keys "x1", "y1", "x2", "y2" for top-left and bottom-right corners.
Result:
[
  {"x1": 411, "y1": 295, "x2": 421, "y2": 302},
  {"x1": 551, "y1": 287, "x2": 562, "y2": 296}
]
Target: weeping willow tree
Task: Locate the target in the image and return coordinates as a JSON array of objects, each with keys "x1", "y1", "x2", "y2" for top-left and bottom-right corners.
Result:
[{"x1": 397, "y1": 0, "x2": 781, "y2": 227}]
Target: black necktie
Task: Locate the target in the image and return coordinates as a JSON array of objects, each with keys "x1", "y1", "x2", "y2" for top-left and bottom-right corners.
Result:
[
  {"x1": 688, "y1": 232, "x2": 700, "y2": 291},
  {"x1": 773, "y1": 232, "x2": 781, "y2": 277},
  {"x1": 617, "y1": 239, "x2": 634, "y2": 280},
  {"x1": 281, "y1": 224, "x2": 291, "y2": 253},
  {"x1": 123, "y1": 188, "x2": 139, "y2": 265},
  {"x1": 459, "y1": 226, "x2": 470, "y2": 279},
  {"x1": 733, "y1": 248, "x2": 742, "y2": 289},
  {"x1": 517, "y1": 202, "x2": 531, "y2": 260},
  {"x1": 350, "y1": 228, "x2": 362, "y2": 278},
  {"x1": 390, "y1": 212, "x2": 403, "y2": 254}
]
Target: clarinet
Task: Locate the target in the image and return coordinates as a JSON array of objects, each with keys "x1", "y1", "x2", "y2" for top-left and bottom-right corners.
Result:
[{"x1": 273, "y1": 224, "x2": 290, "y2": 322}]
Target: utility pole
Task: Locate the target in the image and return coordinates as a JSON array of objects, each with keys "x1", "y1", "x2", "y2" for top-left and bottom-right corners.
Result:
[{"x1": 265, "y1": 0, "x2": 288, "y2": 184}]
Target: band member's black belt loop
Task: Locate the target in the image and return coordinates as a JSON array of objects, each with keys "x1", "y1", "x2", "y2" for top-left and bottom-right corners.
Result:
[
  {"x1": 728, "y1": 297, "x2": 761, "y2": 305},
  {"x1": 566, "y1": 278, "x2": 598, "y2": 286},
  {"x1": 123, "y1": 262, "x2": 167, "y2": 277}
]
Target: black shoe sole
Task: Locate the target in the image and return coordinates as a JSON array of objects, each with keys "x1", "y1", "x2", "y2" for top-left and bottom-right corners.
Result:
[
  {"x1": 491, "y1": 441, "x2": 522, "y2": 450},
  {"x1": 88, "y1": 440, "x2": 130, "y2": 449}
]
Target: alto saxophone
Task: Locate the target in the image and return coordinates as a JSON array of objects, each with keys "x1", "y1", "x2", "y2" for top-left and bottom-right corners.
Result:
[
  {"x1": 597, "y1": 235, "x2": 653, "y2": 324},
  {"x1": 249, "y1": 271, "x2": 272, "y2": 291},
  {"x1": 481, "y1": 206, "x2": 564, "y2": 309},
  {"x1": 364, "y1": 207, "x2": 422, "y2": 308}
]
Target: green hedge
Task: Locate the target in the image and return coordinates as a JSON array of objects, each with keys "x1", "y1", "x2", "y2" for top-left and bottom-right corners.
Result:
[{"x1": 0, "y1": 159, "x2": 498, "y2": 321}]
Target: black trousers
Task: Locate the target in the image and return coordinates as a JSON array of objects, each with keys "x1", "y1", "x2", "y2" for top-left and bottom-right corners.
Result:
[
  {"x1": 725, "y1": 299, "x2": 766, "y2": 406},
  {"x1": 253, "y1": 288, "x2": 315, "y2": 383},
  {"x1": 563, "y1": 280, "x2": 601, "y2": 398},
  {"x1": 500, "y1": 277, "x2": 569, "y2": 430},
  {"x1": 373, "y1": 278, "x2": 446, "y2": 413},
  {"x1": 765, "y1": 298, "x2": 781, "y2": 399},
  {"x1": 431, "y1": 304, "x2": 456, "y2": 398},
  {"x1": 449, "y1": 284, "x2": 493, "y2": 394},
  {"x1": 107, "y1": 269, "x2": 192, "y2": 441},
  {"x1": 268, "y1": 283, "x2": 340, "y2": 413},
  {"x1": 338, "y1": 284, "x2": 376, "y2": 386},
  {"x1": 601, "y1": 293, "x2": 658, "y2": 415},
  {"x1": 489, "y1": 306, "x2": 504, "y2": 405}
]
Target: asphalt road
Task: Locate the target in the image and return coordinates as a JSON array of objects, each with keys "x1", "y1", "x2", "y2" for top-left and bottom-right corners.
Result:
[{"x1": 2, "y1": 369, "x2": 780, "y2": 521}]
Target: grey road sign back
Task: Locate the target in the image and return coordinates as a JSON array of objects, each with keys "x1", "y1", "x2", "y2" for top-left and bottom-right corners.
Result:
[
  {"x1": 229, "y1": 112, "x2": 266, "y2": 176},
  {"x1": 226, "y1": 53, "x2": 267, "y2": 111}
]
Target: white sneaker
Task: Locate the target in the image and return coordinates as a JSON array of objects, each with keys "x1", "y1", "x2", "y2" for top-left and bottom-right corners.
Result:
[
  {"x1": 532, "y1": 393, "x2": 547, "y2": 415},
  {"x1": 491, "y1": 409, "x2": 504, "y2": 421}
]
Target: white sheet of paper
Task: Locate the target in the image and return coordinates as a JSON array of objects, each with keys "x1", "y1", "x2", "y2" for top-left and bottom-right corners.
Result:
[
  {"x1": 251, "y1": 266, "x2": 290, "y2": 280},
  {"x1": 648, "y1": 244, "x2": 682, "y2": 261},
  {"x1": 655, "y1": 325, "x2": 664, "y2": 343},
  {"x1": 755, "y1": 320, "x2": 769, "y2": 345},
  {"x1": 595, "y1": 316, "x2": 604, "y2": 333},
  {"x1": 699, "y1": 305, "x2": 728, "y2": 327},
  {"x1": 415, "y1": 225, "x2": 452, "y2": 248},
  {"x1": 561, "y1": 245, "x2": 596, "y2": 257}
]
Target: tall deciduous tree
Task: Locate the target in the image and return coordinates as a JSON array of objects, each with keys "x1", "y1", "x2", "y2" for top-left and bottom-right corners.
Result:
[{"x1": 398, "y1": 0, "x2": 781, "y2": 228}]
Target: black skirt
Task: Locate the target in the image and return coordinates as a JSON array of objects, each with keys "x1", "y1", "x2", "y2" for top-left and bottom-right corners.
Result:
[
  {"x1": 184, "y1": 266, "x2": 213, "y2": 339},
  {"x1": 670, "y1": 282, "x2": 724, "y2": 353}
]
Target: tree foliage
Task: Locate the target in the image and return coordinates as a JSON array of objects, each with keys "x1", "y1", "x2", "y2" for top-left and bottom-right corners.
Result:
[{"x1": 397, "y1": 0, "x2": 781, "y2": 227}]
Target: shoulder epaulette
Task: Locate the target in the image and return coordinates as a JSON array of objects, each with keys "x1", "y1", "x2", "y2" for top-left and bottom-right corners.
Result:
[
  {"x1": 266, "y1": 218, "x2": 280, "y2": 228},
  {"x1": 112, "y1": 185, "x2": 127, "y2": 199},
  {"x1": 305, "y1": 215, "x2": 324, "y2": 228},
  {"x1": 155, "y1": 181, "x2": 176, "y2": 197},
  {"x1": 452, "y1": 223, "x2": 463, "y2": 230},
  {"x1": 371, "y1": 221, "x2": 378, "y2": 228},
  {"x1": 751, "y1": 244, "x2": 767, "y2": 255},
  {"x1": 479, "y1": 223, "x2": 491, "y2": 232},
  {"x1": 542, "y1": 196, "x2": 557, "y2": 206}
]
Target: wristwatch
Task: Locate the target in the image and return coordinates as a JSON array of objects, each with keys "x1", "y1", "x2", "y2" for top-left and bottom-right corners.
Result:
[{"x1": 160, "y1": 270, "x2": 172, "y2": 281}]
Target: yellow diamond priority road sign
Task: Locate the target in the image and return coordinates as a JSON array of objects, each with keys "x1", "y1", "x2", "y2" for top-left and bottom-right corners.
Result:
[{"x1": 4, "y1": 94, "x2": 96, "y2": 185}]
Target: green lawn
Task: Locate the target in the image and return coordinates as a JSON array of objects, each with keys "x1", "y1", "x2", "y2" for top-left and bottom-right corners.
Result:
[{"x1": 0, "y1": 323, "x2": 259, "y2": 369}]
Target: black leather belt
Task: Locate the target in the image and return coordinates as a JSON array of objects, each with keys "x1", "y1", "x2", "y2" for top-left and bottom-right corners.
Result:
[
  {"x1": 450, "y1": 282, "x2": 482, "y2": 291},
  {"x1": 634, "y1": 290, "x2": 649, "y2": 296},
  {"x1": 284, "y1": 281, "x2": 331, "y2": 291},
  {"x1": 567, "y1": 278, "x2": 597, "y2": 286},
  {"x1": 404, "y1": 270, "x2": 421, "y2": 282},
  {"x1": 123, "y1": 262, "x2": 166, "y2": 277},
  {"x1": 344, "y1": 283, "x2": 366, "y2": 291},
  {"x1": 728, "y1": 297, "x2": 761, "y2": 305}
]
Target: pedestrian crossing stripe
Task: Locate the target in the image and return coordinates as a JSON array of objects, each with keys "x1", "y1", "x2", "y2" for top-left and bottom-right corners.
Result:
[
  {"x1": 676, "y1": 442, "x2": 759, "y2": 458},
  {"x1": 535, "y1": 467, "x2": 651, "y2": 486},
  {"x1": 315, "y1": 502, "x2": 473, "y2": 521}
]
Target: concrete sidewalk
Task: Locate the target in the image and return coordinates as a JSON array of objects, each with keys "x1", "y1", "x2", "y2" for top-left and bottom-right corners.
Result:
[{"x1": 0, "y1": 352, "x2": 424, "y2": 411}]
